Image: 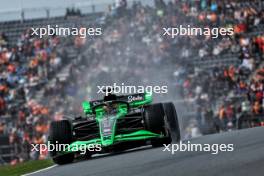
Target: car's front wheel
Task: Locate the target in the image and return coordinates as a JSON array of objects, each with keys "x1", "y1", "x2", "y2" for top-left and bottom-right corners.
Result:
[
  {"x1": 144, "y1": 103, "x2": 171, "y2": 147},
  {"x1": 49, "y1": 120, "x2": 74, "y2": 165}
]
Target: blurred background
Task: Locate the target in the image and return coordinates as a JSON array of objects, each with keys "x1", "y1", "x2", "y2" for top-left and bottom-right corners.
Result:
[{"x1": 0, "y1": 0, "x2": 263, "y2": 166}]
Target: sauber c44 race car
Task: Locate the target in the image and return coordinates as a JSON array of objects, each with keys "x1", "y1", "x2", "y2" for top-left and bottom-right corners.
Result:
[{"x1": 48, "y1": 93, "x2": 181, "y2": 164}]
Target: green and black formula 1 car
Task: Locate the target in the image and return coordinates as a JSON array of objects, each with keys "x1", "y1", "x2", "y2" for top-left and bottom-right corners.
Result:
[{"x1": 49, "y1": 93, "x2": 181, "y2": 164}]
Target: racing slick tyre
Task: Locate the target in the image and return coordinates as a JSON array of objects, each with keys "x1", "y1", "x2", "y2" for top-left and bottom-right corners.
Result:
[
  {"x1": 49, "y1": 120, "x2": 74, "y2": 165},
  {"x1": 163, "y1": 102, "x2": 181, "y2": 143},
  {"x1": 144, "y1": 103, "x2": 171, "y2": 147}
]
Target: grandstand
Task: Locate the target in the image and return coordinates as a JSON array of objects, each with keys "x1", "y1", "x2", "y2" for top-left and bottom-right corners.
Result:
[
  {"x1": 0, "y1": 0, "x2": 264, "y2": 165},
  {"x1": 0, "y1": 6, "x2": 105, "y2": 164}
]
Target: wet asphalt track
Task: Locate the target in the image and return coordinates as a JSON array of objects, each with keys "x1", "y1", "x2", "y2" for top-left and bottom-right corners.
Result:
[{"x1": 30, "y1": 127, "x2": 264, "y2": 176}]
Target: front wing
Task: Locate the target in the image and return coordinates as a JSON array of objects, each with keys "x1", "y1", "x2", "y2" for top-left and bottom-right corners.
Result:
[{"x1": 62, "y1": 130, "x2": 164, "y2": 154}]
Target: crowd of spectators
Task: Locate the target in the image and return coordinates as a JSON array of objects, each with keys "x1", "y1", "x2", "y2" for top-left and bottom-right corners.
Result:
[
  {"x1": 0, "y1": 0, "x2": 263, "y2": 164},
  {"x1": 84, "y1": 0, "x2": 264, "y2": 134},
  {"x1": 39, "y1": 0, "x2": 264, "y2": 139},
  {"x1": 70, "y1": 0, "x2": 264, "y2": 137},
  {"x1": 173, "y1": 0, "x2": 264, "y2": 133},
  {"x1": 0, "y1": 27, "x2": 77, "y2": 163}
]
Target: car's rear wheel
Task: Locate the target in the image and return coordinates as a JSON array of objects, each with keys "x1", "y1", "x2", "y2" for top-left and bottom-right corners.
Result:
[
  {"x1": 49, "y1": 120, "x2": 74, "y2": 165},
  {"x1": 163, "y1": 102, "x2": 181, "y2": 142},
  {"x1": 144, "y1": 103, "x2": 171, "y2": 147}
]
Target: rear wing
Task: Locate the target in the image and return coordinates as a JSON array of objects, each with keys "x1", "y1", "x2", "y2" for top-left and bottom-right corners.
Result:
[{"x1": 82, "y1": 93, "x2": 152, "y2": 115}]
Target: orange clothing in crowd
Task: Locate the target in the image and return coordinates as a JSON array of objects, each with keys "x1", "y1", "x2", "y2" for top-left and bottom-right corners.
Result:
[
  {"x1": 33, "y1": 136, "x2": 44, "y2": 144},
  {"x1": 239, "y1": 81, "x2": 247, "y2": 89},
  {"x1": 0, "y1": 85, "x2": 8, "y2": 93},
  {"x1": 40, "y1": 107, "x2": 49, "y2": 115},
  {"x1": 29, "y1": 58, "x2": 39, "y2": 68},
  {"x1": 234, "y1": 23, "x2": 247, "y2": 33},
  {"x1": 209, "y1": 13, "x2": 217, "y2": 22},
  {"x1": 218, "y1": 106, "x2": 226, "y2": 120},
  {"x1": 35, "y1": 124, "x2": 49, "y2": 134},
  {"x1": 7, "y1": 64, "x2": 16, "y2": 73}
]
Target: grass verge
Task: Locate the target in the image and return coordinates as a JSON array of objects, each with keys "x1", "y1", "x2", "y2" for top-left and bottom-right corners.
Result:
[{"x1": 0, "y1": 159, "x2": 53, "y2": 176}]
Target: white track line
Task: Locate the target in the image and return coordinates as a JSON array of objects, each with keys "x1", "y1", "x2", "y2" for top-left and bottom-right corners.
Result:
[{"x1": 21, "y1": 164, "x2": 57, "y2": 176}]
